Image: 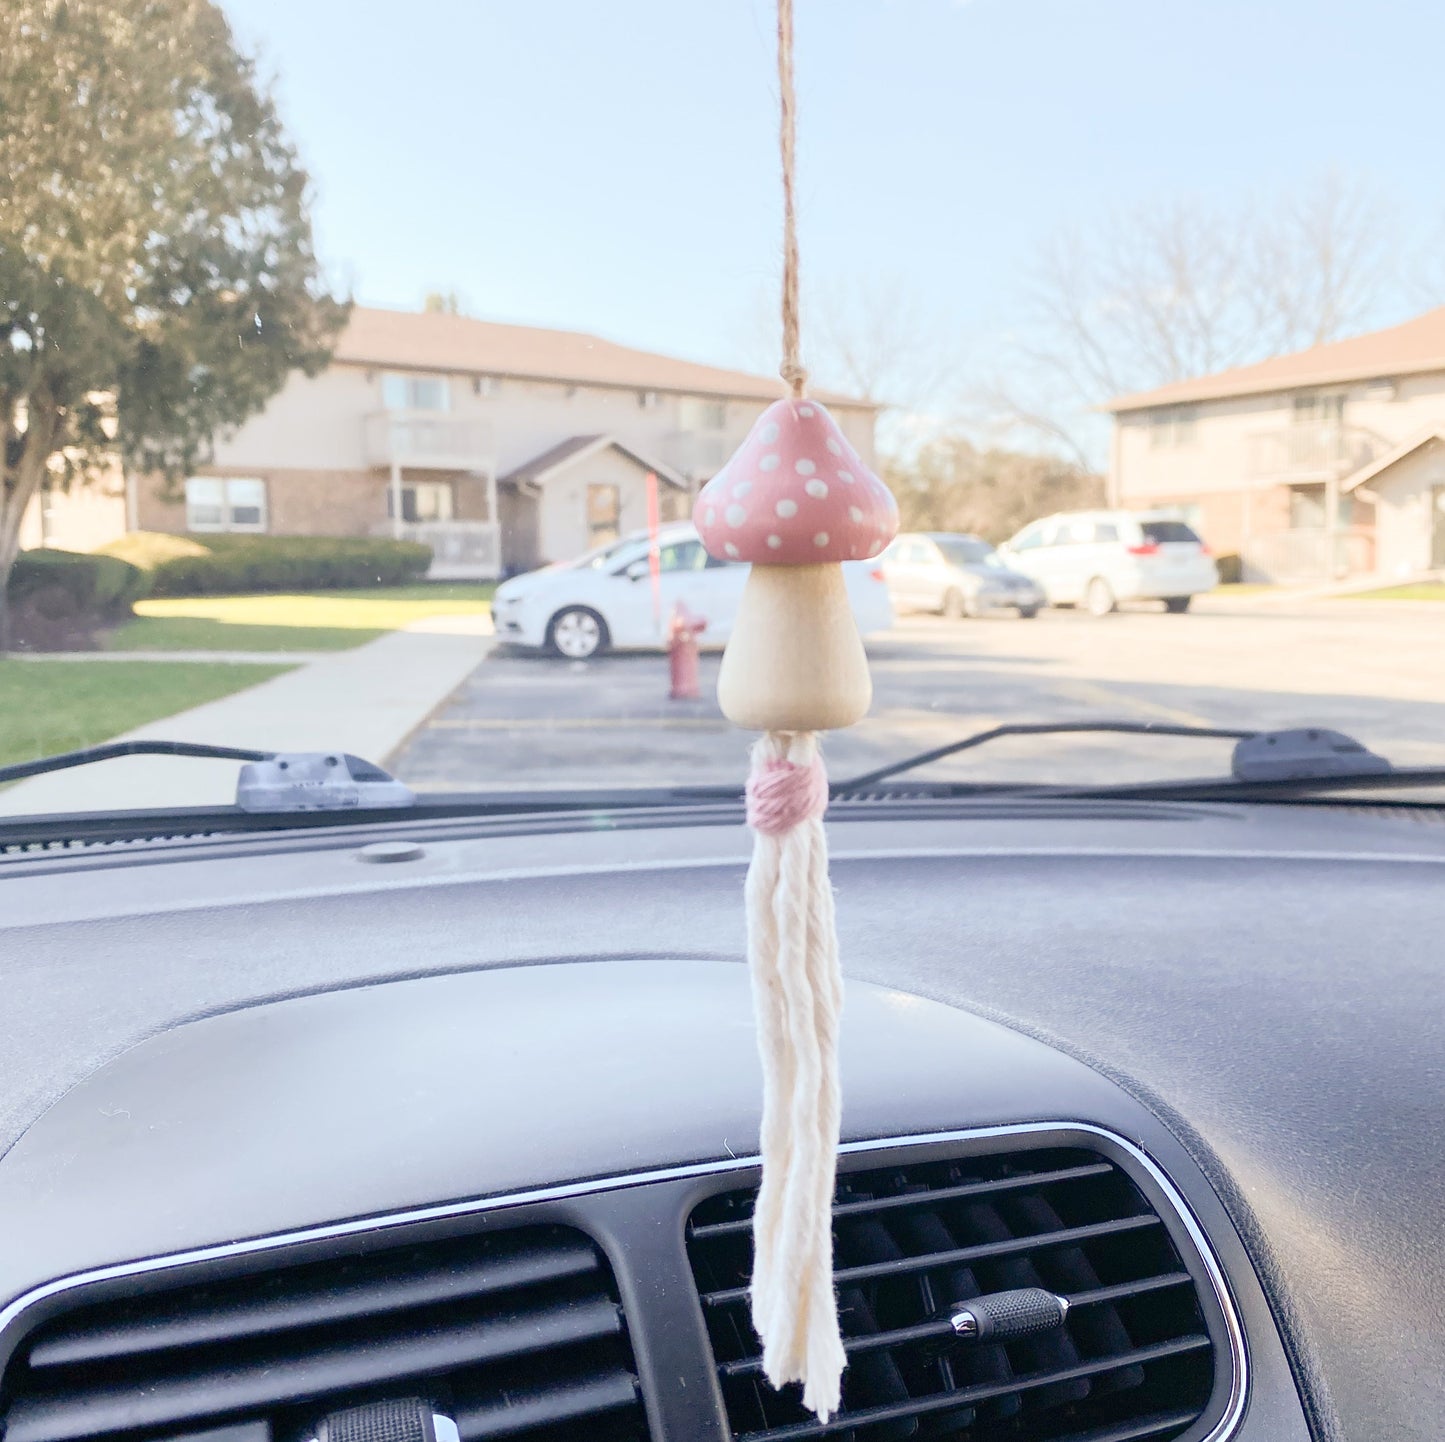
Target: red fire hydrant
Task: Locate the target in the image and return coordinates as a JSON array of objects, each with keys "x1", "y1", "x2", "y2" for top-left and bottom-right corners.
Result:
[{"x1": 668, "y1": 602, "x2": 707, "y2": 700}]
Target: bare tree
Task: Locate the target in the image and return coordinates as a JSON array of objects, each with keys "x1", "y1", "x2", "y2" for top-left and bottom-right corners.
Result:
[
  {"x1": 807, "y1": 276, "x2": 962, "y2": 412},
  {"x1": 985, "y1": 173, "x2": 1394, "y2": 461},
  {"x1": 733, "y1": 273, "x2": 966, "y2": 456}
]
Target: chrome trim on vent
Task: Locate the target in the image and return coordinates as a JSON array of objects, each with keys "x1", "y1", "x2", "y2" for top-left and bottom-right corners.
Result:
[{"x1": 0, "y1": 1123, "x2": 1247, "y2": 1442}]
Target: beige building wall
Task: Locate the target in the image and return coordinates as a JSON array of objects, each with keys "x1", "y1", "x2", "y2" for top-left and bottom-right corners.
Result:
[
  {"x1": 1112, "y1": 370, "x2": 1445, "y2": 571},
  {"x1": 1361, "y1": 441, "x2": 1445, "y2": 576},
  {"x1": 208, "y1": 364, "x2": 877, "y2": 493},
  {"x1": 18, "y1": 474, "x2": 127, "y2": 553},
  {"x1": 534, "y1": 447, "x2": 686, "y2": 563},
  {"x1": 1115, "y1": 371, "x2": 1445, "y2": 506}
]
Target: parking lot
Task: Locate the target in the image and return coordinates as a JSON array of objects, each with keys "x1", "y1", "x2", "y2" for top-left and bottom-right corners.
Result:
[{"x1": 392, "y1": 595, "x2": 1445, "y2": 792}]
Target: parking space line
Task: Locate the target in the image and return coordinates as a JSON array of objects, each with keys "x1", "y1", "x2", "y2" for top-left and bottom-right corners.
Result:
[
  {"x1": 1049, "y1": 677, "x2": 1215, "y2": 728},
  {"x1": 424, "y1": 716, "x2": 729, "y2": 730}
]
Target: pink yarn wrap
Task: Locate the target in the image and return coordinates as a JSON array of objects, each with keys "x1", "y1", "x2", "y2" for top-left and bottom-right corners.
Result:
[{"x1": 746, "y1": 755, "x2": 829, "y2": 836}]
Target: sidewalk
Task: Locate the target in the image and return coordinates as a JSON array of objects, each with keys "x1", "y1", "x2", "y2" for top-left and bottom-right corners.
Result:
[{"x1": 0, "y1": 613, "x2": 494, "y2": 817}]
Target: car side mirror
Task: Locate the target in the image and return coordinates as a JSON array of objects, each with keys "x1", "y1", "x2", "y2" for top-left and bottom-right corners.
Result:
[{"x1": 624, "y1": 559, "x2": 649, "y2": 582}]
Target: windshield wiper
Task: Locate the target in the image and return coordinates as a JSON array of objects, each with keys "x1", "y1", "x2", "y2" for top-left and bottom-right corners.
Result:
[
  {"x1": 835, "y1": 721, "x2": 1445, "y2": 803},
  {"x1": 836, "y1": 721, "x2": 1256, "y2": 791},
  {"x1": 0, "y1": 741, "x2": 416, "y2": 813}
]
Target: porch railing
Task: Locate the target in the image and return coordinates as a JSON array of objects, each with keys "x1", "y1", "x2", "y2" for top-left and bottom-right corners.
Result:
[
  {"x1": 1242, "y1": 526, "x2": 1375, "y2": 582},
  {"x1": 376, "y1": 520, "x2": 502, "y2": 579}
]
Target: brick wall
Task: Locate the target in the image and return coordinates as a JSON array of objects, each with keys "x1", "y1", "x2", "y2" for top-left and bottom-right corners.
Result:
[{"x1": 136, "y1": 468, "x2": 396, "y2": 537}]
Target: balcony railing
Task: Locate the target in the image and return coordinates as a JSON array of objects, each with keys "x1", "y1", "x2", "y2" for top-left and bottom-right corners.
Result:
[
  {"x1": 1242, "y1": 526, "x2": 1376, "y2": 582},
  {"x1": 375, "y1": 520, "x2": 502, "y2": 580},
  {"x1": 1247, "y1": 425, "x2": 1381, "y2": 481},
  {"x1": 364, "y1": 411, "x2": 495, "y2": 471}
]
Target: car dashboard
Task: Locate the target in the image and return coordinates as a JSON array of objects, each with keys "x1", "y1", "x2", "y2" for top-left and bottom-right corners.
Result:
[{"x1": 2, "y1": 797, "x2": 1443, "y2": 1442}]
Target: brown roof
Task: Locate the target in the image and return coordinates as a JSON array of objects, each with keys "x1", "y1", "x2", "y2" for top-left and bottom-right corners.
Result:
[
  {"x1": 334, "y1": 306, "x2": 872, "y2": 409},
  {"x1": 499, "y1": 435, "x2": 686, "y2": 489},
  {"x1": 1105, "y1": 306, "x2": 1445, "y2": 412}
]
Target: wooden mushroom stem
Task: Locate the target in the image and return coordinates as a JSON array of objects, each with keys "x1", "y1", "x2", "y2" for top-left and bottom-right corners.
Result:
[{"x1": 717, "y1": 563, "x2": 871, "y2": 732}]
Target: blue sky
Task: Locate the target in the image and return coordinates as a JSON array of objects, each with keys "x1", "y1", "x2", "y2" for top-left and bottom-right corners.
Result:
[{"x1": 222, "y1": 0, "x2": 1445, "y2": 389}]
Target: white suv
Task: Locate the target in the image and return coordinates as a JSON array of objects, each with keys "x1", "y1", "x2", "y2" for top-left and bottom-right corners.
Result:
[{"x1": 998, "y1": 511, "x2": 1218, "y2": 616}]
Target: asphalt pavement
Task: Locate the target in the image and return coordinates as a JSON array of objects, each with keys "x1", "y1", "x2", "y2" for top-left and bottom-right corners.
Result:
[{"x1": 390, "y1": 596, "x2": 1445, "y2": 793}]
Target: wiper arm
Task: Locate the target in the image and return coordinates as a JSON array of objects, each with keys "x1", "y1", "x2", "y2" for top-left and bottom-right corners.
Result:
[
  {"x1": 0, "y1": 740, "x2": 272, "y2": 785},
  {"x1": 835, "y1": 721, "x2": 1256, "y2": 792},
  {"x1": 836, "y1": 720, "x2": 1445, "y2": 804},
  {"x1": 0, "y1": 740, "x2": 415, "y2": 813}
]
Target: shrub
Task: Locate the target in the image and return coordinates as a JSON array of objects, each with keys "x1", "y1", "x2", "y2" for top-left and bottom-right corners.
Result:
[
  {"x1": 99, "y1": 532, "x2": 433, "y2": 596},
  {"x1": 100, "y1": 531, "x2": 211, "y2": 570},
  {"x1": 1214, "y1": 552, "x2": 1243, "y2": 585},
  {"x1": 8, "y1": 548, "x2": 150, "y2": 618}
]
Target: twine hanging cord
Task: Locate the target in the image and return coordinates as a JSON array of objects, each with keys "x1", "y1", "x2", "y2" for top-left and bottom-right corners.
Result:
[
  {"x1": 777, "y1": 0, "x2": 807, "y2": 399},
  {"x1": 740, "y1": 0, "x2": 847, "y2": 1424}
]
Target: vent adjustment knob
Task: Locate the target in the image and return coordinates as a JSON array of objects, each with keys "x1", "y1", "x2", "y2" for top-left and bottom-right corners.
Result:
[{"x1": 948, "y1": 1288, "x2": 1069, "y2": 1342}]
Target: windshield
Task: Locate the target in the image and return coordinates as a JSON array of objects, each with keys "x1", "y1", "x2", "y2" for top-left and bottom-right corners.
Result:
[
  {"x1": 935, "y1": 538, "x2": 1003, "y2": 569},
  {"x1": 3, "y1": 0, "x2": 1443, "y2": 813}
]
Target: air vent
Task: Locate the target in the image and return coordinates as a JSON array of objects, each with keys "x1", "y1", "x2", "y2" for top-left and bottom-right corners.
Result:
[
  {"x1": 687, "y1": 1145, "x2": 1223, "y2": 1441},
  {"x1": 2, "y1": 1225, "x2": 649, "y2": 1442}
]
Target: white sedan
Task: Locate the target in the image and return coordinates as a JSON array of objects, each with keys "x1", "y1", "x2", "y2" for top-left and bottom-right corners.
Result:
[{"x1": 492, "y1": 523, "x2": 894, "y2": 659}]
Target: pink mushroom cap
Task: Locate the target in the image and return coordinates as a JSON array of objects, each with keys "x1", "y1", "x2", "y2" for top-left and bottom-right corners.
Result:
[{"x1": 693, "y1": 398, "x2": 899, "y2": 565}]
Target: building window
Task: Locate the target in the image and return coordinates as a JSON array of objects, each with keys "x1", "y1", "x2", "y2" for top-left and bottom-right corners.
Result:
[
  {"x1": 587, "y1": 483, "x2": 621, "y2": 544},
  {"x1": 382, "y1": 372, "x2": 450, "y2": 411},
  {"x1": 1149, "y1": 406, "x2": 1197, "y2": 448},
  {"x1": 386, "y1": 481, "x2": 454, "y2": 524},
  {"x1": 1288, "y1": 484, "x2": 1350, "y2": 530},
  {"x1": 1292, "y1": 392, "x2": 1345, "y2": 426},
  {"x1": 679, "y1": 397, "x2": 727, "y2": 430},
  {"x1": 637, "y1": 390, "x2": 661, "y2": 410},
  {"x1": 186, "y1": 477, "x2": 267, "y2": 532}
]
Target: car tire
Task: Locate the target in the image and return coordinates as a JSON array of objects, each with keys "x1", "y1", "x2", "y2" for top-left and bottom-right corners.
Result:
[
  {"x1": 547, "y1": 606, "x2": 608, "y2": 659},
  {"x1": 1084, "y1": 577, "x2": 1116, "y2": 618},
  {"x1": 941, "y1": 588, "x2": 968, "y2": 620},
  {"x1": 1017, "y1": 606, "x2": 1039, "y2": 619},
  {"x1": 1164, "y1": 596, "x2": 1192, "y2": 614}
]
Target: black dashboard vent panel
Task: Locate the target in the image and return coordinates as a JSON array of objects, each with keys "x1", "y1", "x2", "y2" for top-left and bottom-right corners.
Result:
[
  {"x1": 687, "y1": 1145, "x2": 1218, "y2": 1441},
  {"x1": 1, "y1": 1225, "x2": 649, "y2": 1442}
]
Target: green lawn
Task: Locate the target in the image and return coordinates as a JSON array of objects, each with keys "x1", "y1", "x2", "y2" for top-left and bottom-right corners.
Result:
[
  {"x1": 0, "y1": 660, "x2": 292, "y2": 769},
  {"x1": 106, "y1": 584, "x2": 495, "y2": 653},
  {"x1": 1348, "y1": 582, "x2": 1445, "y2": 601},
  {"x1": 1213, "y1": 583, "x2": 1279, "y2": 596}
]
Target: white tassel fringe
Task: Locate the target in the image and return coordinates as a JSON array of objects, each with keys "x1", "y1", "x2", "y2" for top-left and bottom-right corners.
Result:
[{"x1": 744, "y1": 730, "x2": 846, "y2": 1421}]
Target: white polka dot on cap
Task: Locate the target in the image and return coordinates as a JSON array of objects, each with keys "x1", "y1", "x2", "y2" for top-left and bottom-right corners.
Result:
[
  {"x1": 759, "y1": 453, "x2": 780, "y2": 471},
  {"x1": 775, "y1": 498, "x2": 798, "y2": 518},
  {"x1": 805, "y1": 479, "x2": 828, "y2": 499},
  {"x1": 814, "y1": 532, "x2": 829, "y2": 547},
  {"x1": 725, "y1": 504, "x2": 746, "y2": 526},
  {"x1": 795, "y1": 458, "x2": 816, "y2": 476}
]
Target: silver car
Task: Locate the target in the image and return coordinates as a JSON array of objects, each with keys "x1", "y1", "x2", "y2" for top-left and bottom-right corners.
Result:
[
  {"x1": 998, "y1": 510, "x2": 1219, "y2": 617},
  {"x1": 881, "y1": 532, "x2": 1045, "y2": 618}
]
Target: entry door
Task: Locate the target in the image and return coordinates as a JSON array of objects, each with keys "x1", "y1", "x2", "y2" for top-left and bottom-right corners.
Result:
[
  {"x1": 1433, "y1": 486, "x2": 1445, "y2": 569},
  {"x1": 587, "y1": 483, "x2": 622, "y2": 546}
]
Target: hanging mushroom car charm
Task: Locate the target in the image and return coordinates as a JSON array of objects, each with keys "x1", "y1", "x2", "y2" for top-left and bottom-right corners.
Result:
[
  {"x1": 693, "y1": 395, "x2": 898, "y2": 1421},
  {"x1": 695, "y1": 398, "x2": 898, "y2": 730}
]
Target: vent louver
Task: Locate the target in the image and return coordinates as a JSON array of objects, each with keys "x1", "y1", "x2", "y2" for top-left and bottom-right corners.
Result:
[
  {"x1": 687, "y1": 1145, "x2": 1223, "y2": 1442},
  {"x1": 1, "y1": 1225, "x2": 649, "y2": 1442}
]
